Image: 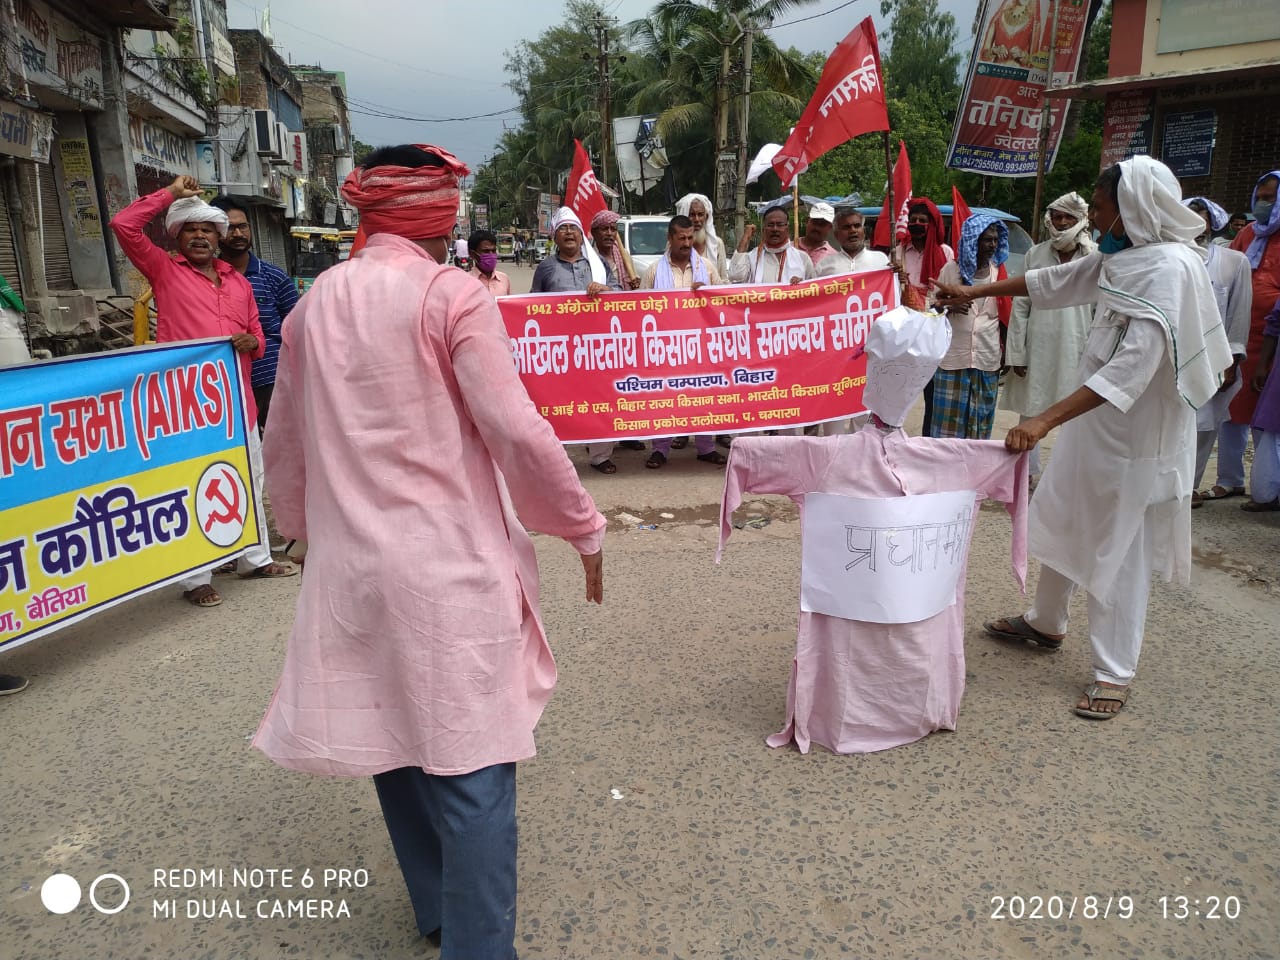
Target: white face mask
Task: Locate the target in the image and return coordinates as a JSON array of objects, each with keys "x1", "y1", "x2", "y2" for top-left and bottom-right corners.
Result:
[{"x1": 1046, "y1": 214, "x2": 1088, "y2": 252}]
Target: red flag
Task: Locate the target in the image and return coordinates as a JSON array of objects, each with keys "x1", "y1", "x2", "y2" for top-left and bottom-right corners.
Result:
[
  {"x1": 566, "y1": 140, "x2": 608, "y2": 227},
  {"x1": 950, "y1": 185, "x2": 972, "y2": 252},
  {"x1": 872, "y1": 139, "x2": 911, "y2": 249},
  {"x1": 772, "y1": 17, "x2": 889, "y2": 188}
]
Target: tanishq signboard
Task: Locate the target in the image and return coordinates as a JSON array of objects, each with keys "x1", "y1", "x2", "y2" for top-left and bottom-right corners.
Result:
[
  {"x1": 0, "y1": 341, "x2": 262, "y2": 652},
  {"x1": 496, "y1": 270, "x2": 899, "y2": 443}
]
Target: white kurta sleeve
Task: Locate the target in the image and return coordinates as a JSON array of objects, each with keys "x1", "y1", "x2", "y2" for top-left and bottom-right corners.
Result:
[
  {"x1": 1224, "y1": 251, "x2": 1253, "y2": 356},
  {"x1": 1025, "y1": 250, "x2": 1105, "y2": 310},
  {"x1": 727, "y1": 251, "x2": 754, "y2": 283},
  {"x1": 1083, "y1": 315, "x2": 1167, "y2": 414}
]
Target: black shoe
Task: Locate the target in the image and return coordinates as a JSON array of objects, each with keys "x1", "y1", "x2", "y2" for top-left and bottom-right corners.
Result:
[
  {"x1": 618, "y1": 440, "x2": 646, "y2": 451},
  {"x1": 0, "y1": 674, "x2": 29, "y2": 695},
  {"x1": 670, "y1": 436, "x2": 689, "y2": 449},
  {"x1": 716, "y1": 435, "x2": 733, "y2": 449}
]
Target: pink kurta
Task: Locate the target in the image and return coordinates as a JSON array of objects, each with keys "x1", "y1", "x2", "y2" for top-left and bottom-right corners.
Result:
[
  {"x1": 718, "y1": 429, "x2": 1028, "y2": 754},
  {"x1": 254, "y1": 234, "x2": 605, "y2": 778}
]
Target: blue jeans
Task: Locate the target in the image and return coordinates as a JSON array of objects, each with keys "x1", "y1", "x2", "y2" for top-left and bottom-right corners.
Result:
[{"x1": 374, "y1": 763, "x2": 518, "y2": 960}]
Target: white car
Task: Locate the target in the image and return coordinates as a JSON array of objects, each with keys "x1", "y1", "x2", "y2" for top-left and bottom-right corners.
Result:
[{"x1": 616, "y1": 215, "x2": 672, "y2": 278}]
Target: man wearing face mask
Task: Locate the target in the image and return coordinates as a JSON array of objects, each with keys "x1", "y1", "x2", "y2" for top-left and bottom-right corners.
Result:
[
  {"x1": 935, "y1": 157, "x2": 1232, "y2": 721},
  {"x1": 727, "y1": 204, "x2": 816, "y2": 285},
  {"x1": 1228, "y1": 170, "x2": 1280, "y2": 511},
  {"x1": 1182, "y1": 198, "x2": 1252, "y2": 507},
  {"x1": 467, "y1": 228, "x2": 511, "y2": 297},
  {"x1": 1215, "y1": 212, "x2": 1249, "y2": 247},
  {"x1": 1000, "y1": 191, "x2": 1096, "y2": 482},
  {"x1": 254, "y1": 144, "x2": 606, "y2": 960}
]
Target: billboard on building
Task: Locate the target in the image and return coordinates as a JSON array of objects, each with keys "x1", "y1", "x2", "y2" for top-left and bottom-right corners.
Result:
[{"x1": 946, "y1": 0, "x2": 1090, "y2": 177}]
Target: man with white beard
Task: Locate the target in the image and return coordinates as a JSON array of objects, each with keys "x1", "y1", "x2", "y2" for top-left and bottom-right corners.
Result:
[{"x1": 675, "y1": 193, "x2": 728, "y2": 280}]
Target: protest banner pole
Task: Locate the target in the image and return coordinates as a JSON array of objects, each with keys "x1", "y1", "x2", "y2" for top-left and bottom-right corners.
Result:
[
  {"x1": 1030, "y1": 0, "x2": 1062, "y2": 243},
  {"x1": 792, "y1": 176, "x2": 801, "y2": 240},
  {"x1": 883, "y1": 131, "x2": 896, "y2": 268}
]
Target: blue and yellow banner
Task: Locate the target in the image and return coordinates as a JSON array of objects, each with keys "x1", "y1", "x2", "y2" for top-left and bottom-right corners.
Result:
[{"x1": 0, "y1": 340, "x2": 261, "y2": 651}]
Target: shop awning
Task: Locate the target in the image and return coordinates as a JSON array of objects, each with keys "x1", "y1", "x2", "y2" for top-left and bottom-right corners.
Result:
[
  {"x1": 1046, "y1": 58, "x2": 1280, "y2": 100},
  {"x1": 81, "y1": 0, "x2": 174, "y2": 29}
]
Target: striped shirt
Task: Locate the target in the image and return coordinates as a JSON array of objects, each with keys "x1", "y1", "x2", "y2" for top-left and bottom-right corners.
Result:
[{"x1": 244, "y1": 253, "x2": 299, "y2": 387}]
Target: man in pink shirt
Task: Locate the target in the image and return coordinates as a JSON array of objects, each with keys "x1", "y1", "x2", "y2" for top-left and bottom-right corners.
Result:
[
  {"x1": 110, "y1": 177, "x2": 296, "y2": 608},
  {"x1": 253, "y1": 144, "x2": 606, "y2": 960}
]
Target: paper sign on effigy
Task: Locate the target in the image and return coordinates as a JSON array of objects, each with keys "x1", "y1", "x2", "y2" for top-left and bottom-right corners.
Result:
[{"x1": 800, "y1": 490, "x2": 977, "y2": 624}]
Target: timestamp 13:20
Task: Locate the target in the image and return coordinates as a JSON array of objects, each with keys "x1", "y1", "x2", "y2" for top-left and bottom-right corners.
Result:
[{"x1": 1159, "y1": 895, "x2": 1242, "y2": 920}]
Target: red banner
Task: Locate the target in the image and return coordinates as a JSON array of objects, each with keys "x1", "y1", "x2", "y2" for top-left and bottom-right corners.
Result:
[
  {"x1": 772, "y1": 17, "x2": 889, "y2": 188},
  {"x1": 497, "y1": 272, "x2": 900, "y2": 442},
  {"x1": 566, "y1": 139, "x2": 608, "y2": 227}
]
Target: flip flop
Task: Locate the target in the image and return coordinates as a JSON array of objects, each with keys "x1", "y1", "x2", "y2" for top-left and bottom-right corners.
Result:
[
  {"x1": 183, "y1": 585, "x2": 223, "y2": 607},
  {"x1": 645, "y1": 451, "x2": 667, "y2": 469},
  {"x1": 1200, "y1": 485, "x2": 1245, "y2": 501},
  {"x1": 240, "y1": 562, "x2": 299, "y2": 579},
  {"x1": 590, "y1": 460, "x2": 618, "y2": 474},
  {"x1": 983, "y1": 614, "x2": 1063, "y2": 650},
  {"x1": 696, "y1": 450, "x2": 728, "y2": 466},
  {"x1": 1074, "y1": 682, "x2": 1129, "y2": 720}
]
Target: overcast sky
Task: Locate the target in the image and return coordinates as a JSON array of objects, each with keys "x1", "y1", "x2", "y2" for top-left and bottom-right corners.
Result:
[{"x1": 226, "y1": 0, "x2": 977, "y2": 172}]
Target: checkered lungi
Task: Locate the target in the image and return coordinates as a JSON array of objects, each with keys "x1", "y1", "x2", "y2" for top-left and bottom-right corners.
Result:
[{"x1": 926, "y1": 368, "x2": 999, "y2": 440}]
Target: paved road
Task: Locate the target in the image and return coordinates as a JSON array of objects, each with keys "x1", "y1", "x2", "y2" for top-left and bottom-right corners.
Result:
[{"x1": 4, "y1": 274, "x2": 1278, "y2": 958}]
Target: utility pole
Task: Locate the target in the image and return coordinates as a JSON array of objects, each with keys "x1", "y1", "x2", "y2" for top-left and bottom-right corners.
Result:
[
  {"x1": 733, "y1": 20, "x2": 755, "y2": 239},
  {"x1": 589, "y1": 13, "x2": 618, "y2": 195},
  {"x1": 714, "y1": 42, "x2": 735, "y2": 230}
]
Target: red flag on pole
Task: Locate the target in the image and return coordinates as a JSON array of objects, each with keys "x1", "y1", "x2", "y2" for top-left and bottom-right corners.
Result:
[
  {"x1": 873, "y1": 139, "x2": 911, "y2": 250},
  {"x1": 950, "y1": 184, "x2": 972, "y2": 252},
  {"x1": 566, "y1": 139, "x2": 608, "y2": 227},
  {"x1": 771, "y1": 17, "x2": 890, "y2": 188}
]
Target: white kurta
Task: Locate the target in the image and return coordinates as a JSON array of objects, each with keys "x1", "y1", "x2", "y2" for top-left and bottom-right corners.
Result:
[
  {"x1": 1194, "y1": 242, "x2": 1253, "y2": 430},
  {"x1": 816, "y1": 247, "x2": 890, "y2": 276},
  {"x1": 727, "y1": 245, "x2": 816, "y2": 284},
  {"x1": 1001, "y1": 241, "x2": 1096, "y2": 417},
  {"x1": 1025, "y1": 256, "x2": 1195, "y2": 603}
]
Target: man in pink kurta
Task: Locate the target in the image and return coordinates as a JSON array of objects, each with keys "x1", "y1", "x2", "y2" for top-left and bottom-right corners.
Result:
[
  {"x1": 718, "y1": 308, "x2": 1028, "y2": 754},
  {"x1": 252, "y1": 145, "x2": 605, "y2": 960}
]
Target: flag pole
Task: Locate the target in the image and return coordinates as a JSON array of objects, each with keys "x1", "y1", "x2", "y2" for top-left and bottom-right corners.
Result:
[
  {"x1": 883, "y1": 131, "x2": 896, "y2": 269},
  {"x1": 792, "y1": 175, "x2": 800, "y2": 241},
  {"x1": 1030, "y1": 0, "x2": 1062, "y2": 243}
]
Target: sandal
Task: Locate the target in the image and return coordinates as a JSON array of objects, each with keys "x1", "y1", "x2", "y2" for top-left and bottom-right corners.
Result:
[
  {"x1": 716, "y1": 435, "x2": 733, "y2": 449},
  {"x1": 240, "y1": 562, "x2": 299, "y2": 579},
  {"x1": 212, "y1": 560, "x2": 237, "y2": 574},
  {"x1": 1191, "y1": 491, "x2": 1204, "y2": 509},
  {"x1": 983, "y1": 614, "x2": 1063, "y2": 650},
  {"x1": 696, "y1": 450, "x2": 728, "y2": 466},
  {"x1": 590, "y1": 460, "x2": 617, "y2": 474},
  {"x1": 1241, "y1": 499, "x2": 1280, "y2": 512},
  {"x1": 184, "y1": 584, "x2": 223, "y2": 607},
  {"x1": 618, "y1": 440, "x2": 646, "y2": 451},
  {"x1": 1074, "y1": 682, "x2": 1129, "y2": 720},
  {"x1": 645, "y1": 451, "x2": 667, "y2": 469},
  {"x1": 1200, "y1": 485, "x2": 1245, "y2": 501},
  {"x1": 670, "y1": 437, "x2": 689, "y2": 450}
]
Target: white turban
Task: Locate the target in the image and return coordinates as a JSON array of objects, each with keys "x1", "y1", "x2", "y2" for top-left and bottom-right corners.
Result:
[
  {"x1": 165, "y1": 196, "x2": 229, "y2": 238},
  {"x1": 549, "y1": 206, "x2": 606, "y2": 285},
  {"x1": 1044, "y1": 191, "x2": 1093, "y2": 253},
  {"x1": 1115, "y1": 155, "x2": 1204, "y2": 247},
  {"x1": 675, "y1": 193, "x2": 722, "y2": 260}
]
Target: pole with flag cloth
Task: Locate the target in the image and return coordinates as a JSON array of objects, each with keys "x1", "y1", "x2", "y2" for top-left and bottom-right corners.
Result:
[
  {"x1": 771, "y1": 17, "x2": 890, "y2": 248},
  {"x1": 873, "y1": 139, "x2": 911, "y2": 254},
  {"x1": 950, "y1": 184, "x2": 972, "y2": 252}
]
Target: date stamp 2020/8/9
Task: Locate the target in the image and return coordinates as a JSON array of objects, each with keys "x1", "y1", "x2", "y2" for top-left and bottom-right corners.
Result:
[{"x1": 987, "y1": 894, "x2": 1244, "y2": 921}]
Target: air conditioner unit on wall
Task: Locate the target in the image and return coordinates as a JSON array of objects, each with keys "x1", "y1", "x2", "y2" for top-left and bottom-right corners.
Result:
[
  {"x1": 271, "y1": 122, "x2": 292, "y2": 165},
  {"x1": 253, "y1": 109, "x2": 280, "y2": 157}
]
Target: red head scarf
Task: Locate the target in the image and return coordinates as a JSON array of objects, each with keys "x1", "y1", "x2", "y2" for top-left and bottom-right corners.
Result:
[
  {"x1": 342, "y1": 144, "x2": 470, "y2": 254},
  {"x1": 908, "y1": 198, "x2": 949, "y2": 291}
]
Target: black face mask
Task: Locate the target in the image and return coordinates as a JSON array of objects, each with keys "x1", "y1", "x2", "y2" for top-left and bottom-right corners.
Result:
[{"x1": 907, "y1": 223, "x2": 927, "y2": 238}]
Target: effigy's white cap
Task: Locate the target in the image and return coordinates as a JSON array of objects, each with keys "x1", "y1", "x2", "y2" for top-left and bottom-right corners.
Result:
[{"x1": 862, "y1": 306, "x2": 952, "y2": 427}]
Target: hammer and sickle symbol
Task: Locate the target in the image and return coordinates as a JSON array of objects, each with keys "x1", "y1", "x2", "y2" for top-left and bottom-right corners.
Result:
[{"x1": 203, "y1": 467, "x2": 245, "y2": 532}]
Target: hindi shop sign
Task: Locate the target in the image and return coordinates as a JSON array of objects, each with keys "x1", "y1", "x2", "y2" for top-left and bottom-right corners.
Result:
[
  {"x1": 498, "y1": 270, "x2": 898, "y2": 443},
  {"x1": 800, "y1": 489, "x2": 977, "y2": 624},
  {"x1": 0, "y1": 340, "x2": 262, "y2": 652}
]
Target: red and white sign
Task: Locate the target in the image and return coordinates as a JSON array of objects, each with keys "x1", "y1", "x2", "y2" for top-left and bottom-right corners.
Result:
[
  {"x1": 772, "y1": 17, "x2": 890, "y2": 187},
  {"x1": 497, "y1": 271, "x2": 901, "y2": 442},
  {"x1": 566, "y1": 139, "x2": 608, "y2": 227}
]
